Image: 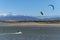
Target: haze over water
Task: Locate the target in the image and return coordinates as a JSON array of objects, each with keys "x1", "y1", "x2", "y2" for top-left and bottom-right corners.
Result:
[{"x1": 0, "y1": 26, "x2": 59, "y2": 40}]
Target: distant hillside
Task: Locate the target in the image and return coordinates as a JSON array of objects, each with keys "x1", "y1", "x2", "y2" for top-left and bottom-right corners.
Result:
[
  {"x1": 37, "y1": 16, "x2": 60, "y2": 21},
  {"x1": 0, "y1": 14, "x2": 60, "y2": 22},
  {"x1": 0, "y1": 15, "x2": 39, "y2": 21}
]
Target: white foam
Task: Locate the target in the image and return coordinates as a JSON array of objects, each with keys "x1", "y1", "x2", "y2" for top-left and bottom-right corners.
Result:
[{"x1": 0, "y1": 31, "x2": 22, "y2": 35}]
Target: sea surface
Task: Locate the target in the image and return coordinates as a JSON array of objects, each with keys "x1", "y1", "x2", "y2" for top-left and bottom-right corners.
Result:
[{"x1": 0, "y1": 26, "x2": 60, "y2": 40}]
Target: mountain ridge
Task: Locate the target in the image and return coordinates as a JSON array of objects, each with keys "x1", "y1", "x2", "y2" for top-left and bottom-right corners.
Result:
[{"x1": 0, "y1": 14, "x2": 60, "y2": 21}]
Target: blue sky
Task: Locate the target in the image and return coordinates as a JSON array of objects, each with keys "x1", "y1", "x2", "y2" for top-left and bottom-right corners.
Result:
[{"x1": 0, "y1": 0, "x2": 59, "y2": 17}]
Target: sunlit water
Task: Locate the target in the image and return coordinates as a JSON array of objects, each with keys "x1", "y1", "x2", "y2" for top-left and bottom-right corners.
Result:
[{"x1": 0, "y1": 26, "x2": 60, "y2": 40}]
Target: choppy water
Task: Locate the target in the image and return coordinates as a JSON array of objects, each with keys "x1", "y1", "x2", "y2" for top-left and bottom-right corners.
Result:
[{"x1": 0, "y1": 26, "x2": 60, "y2": 40}]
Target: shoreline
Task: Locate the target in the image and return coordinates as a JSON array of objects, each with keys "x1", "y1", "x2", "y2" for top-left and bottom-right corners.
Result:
[{"x1": 0, "y1": 22, "x2": 60, "y2": 27}]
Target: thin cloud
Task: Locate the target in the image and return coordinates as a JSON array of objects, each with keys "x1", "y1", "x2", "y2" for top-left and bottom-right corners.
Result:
[
  {"x1": 0, "y1": 13, "x2": 8, "y2": 16},
  {"x1": 0, "y1": 13, "x2": 19, "y2": 17}
]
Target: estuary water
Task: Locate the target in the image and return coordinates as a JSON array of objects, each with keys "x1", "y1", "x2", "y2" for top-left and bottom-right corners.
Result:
[{"x1": 0, "y1": 26, "x2": 60, "y2": 40}]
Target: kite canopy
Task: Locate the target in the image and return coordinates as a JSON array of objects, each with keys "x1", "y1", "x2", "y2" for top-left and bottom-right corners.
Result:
[
  {"x1": 39, "y1": 4, "x2": 54, "y2": 16},
  {"x1": 40, "y1": 11, "x2": 43, "y2": 15},
  {"x1": 48, "y1": 4, "x2": 54, "y2": 10}
]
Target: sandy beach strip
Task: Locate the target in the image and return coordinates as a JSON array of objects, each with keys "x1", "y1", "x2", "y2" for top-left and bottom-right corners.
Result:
[{"x1": 0, "y1": 22, "x2": 60, "y2": 27}]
